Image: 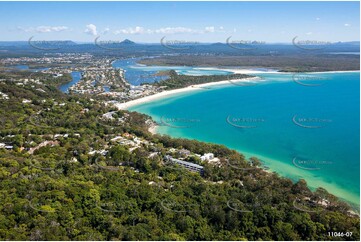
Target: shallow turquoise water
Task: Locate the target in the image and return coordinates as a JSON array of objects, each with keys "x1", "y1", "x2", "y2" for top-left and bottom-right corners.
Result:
[
  {"x1": 112, "y1": 58, "x2": 235, "y2": 85},
  {"x1": 129, "y1": 72, "x2": 360, "y2": 206}
]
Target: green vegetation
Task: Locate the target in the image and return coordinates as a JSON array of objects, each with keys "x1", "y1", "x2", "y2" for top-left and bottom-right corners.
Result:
[
  {"x1": 0, "y1": 70, "x2": 72, "y2": 88},
  {"x1": 139, "y1": 55, "x2": 360, "y2": 72},
  {"x1": 152, "y1": 70, "x2": 252, "y2": 90},
  {"x1": 0, "y1": 72, "x2": 359, "y2": 241}
]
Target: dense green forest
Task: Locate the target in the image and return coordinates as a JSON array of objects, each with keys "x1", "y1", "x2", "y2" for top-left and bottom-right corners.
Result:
[
  {"x1": 0, "y1": 72, "x2": 359, "y2": 241},
  {"x1": 139, "y1": 55, "x2": 360, "y2": 72},
  {"x1": 152, "y1": 70, "x2": 252, "y2": 90}
]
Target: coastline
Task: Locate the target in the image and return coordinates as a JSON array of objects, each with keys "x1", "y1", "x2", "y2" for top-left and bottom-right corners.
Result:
[
  {"x1": 148, "y1": 123, "x2": 158, "y2": 134},
  {"x1": 144, "y1": 123, "x2": 360, "y2": 207},
  {"x1": 114, "y1": 69, "x2": 360, "y2": 111},
  {"x1": 239, "y1": 150, "x2": 360, "y2": 207},
  {"x1": 114, "y1": 70, "x2": 360, "y2": 206},
  {"x1": 115, "y1": 76, "x2": 262, "y2": 110},
  {"x1": 220, "y1": 68, "x2": 360, "y2": 75}
]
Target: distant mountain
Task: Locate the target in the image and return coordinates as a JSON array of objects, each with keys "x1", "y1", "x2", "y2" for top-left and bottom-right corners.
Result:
[
  {"x1": 56, "y1": 40, "x2": 78, "y2": 45},
  {"x1": 210, "y1": 42, "x2": 226, "y2": 46},
  {"x1": 333, "y1": 41, "x2": 360, "y2": 46},
  {"x1": 120, "y1": 39, "x2": 136, "y2": 45},
  {"x1": 0, "y1": 41, "x2": 29, "y2": 46},
  {"x1": 0, "y1": 40, "x2": 358, "y2": 47}
]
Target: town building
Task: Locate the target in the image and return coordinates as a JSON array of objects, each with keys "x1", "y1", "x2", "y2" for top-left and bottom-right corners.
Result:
[
  {"x1": 164, "y1": 155, "x2": 204, "y2": 175},
  {"x1": 201, "y1": 153, "x2": 214, "y2": 161}
]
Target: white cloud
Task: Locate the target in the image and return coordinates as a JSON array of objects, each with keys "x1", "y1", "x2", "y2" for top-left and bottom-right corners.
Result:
[
  {"x1": 306, "y1": 32, "x2": 312, "y2": 35},
  {"x1": 344, "y1": 23, "x2": 350, "y2": 27},
  {"x1": 316, "y1": 17, "x2": 320, "y2": 21},
  {"x1": 113, "y1": 26, "x2": 222, "y2": 35},
  {"x1": 204, "y1": 26, "x2": 215, "y2": 33},
  {"x1": 155, "y1": 26, "x2": 217, "y2": 34},
  {"x1": 17, "y1": 26, "x2": 68, "y2": 33},
  {"x1": 85, "y1": 24, "x2": 98, "y2": 36},
  {"x1": 114, "y1": 26, "x2": 153, "y2": 35},
  {"x1": 154, "y1": 27, "x2": 196, "y2": 34},
  {"x1": 218, "y1": 26, "x2": 225, "y2": 33},
  {"x1": 17, "y1": 26, "x2": 30, "y2": 32},
  {"x1": 36, "y1": 26, "x2": 68, "y2": 33},
  {"x1": 102, "y1": 28, "x2": 110, "y2": 34}
]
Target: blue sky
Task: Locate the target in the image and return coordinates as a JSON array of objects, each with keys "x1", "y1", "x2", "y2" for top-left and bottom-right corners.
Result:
[{"x1": 0, "y1": 1, "x2": 359, "y2": 43}]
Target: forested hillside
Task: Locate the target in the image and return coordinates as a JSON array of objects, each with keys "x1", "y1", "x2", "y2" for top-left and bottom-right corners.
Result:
[{"x1": 0, "y1": 74, "x2": 359, "y2": 241}]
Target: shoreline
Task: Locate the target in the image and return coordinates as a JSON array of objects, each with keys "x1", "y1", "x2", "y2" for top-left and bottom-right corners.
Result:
[
  {"x1": 145, "y1": 122, "x2": 360, "y2": 207},
  {"x1": 220, "y1": 68, "x2": 360, "y2": 75},
  {"x1": 239, "y1": 150, "x2": 360, "y2": 207},
  {"x1": 114, "y1": 69, "x2": 360, "y2": 110},
  {"x1": 115, "y1": 76, "x2": 262, "y2": 110},
  {"x1": 148, "y1": 123, "x2": 158, "y2": 134},
  {"x1": 114, "y1": 69, "x2": 360, "y2": 207},
  {"x1": 134, "y1": 63, "x2": 359, "y2": 75}
]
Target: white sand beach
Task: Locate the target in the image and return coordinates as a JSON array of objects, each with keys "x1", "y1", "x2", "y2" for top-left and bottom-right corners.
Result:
[
  {"x1": 114, "y1": 68, "x2": 360, "y2": 110},
  {"x1": 204, "y1": 67, "x2": 359, "y2": 75},
  {"x1": 115, "y1": 76, "x2": 262, "y2": 110},
  {"x1": 309, "y1": 70, "x2": 360, "y2": 74},
  {"x1": 148, "y1": 123, "x2": 158, "y2": 134},
  {"x1": 195, "y1": 67, "x2": 280, "y2": 75},
  {"x1": 215, "y1": 68, "x2": 359, "y2": 75}
]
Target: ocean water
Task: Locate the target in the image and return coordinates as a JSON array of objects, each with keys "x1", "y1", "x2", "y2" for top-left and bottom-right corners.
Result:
[{"x1": 129, "y1": 72, "x2": 360, "y2": 206}]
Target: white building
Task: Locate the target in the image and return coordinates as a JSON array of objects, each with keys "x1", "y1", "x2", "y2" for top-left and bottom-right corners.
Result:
[{"x1": 201, "y1": 153, "x2": 214, "y2": 161}]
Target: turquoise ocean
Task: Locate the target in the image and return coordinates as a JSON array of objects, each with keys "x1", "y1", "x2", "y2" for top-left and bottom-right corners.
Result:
[{"x1": 129, "y1": 71, "x2": 360, "y2": 207}]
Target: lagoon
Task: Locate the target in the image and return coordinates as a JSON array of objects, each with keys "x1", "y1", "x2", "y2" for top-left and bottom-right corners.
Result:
[{"x1": 112, "y1": 58, "x2": 234, "y2": 85}]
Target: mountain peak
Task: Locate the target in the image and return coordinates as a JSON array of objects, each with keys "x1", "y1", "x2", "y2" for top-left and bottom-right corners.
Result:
[{"x1": 121, "y1": 39, "x2": 135, "y2": 45}]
